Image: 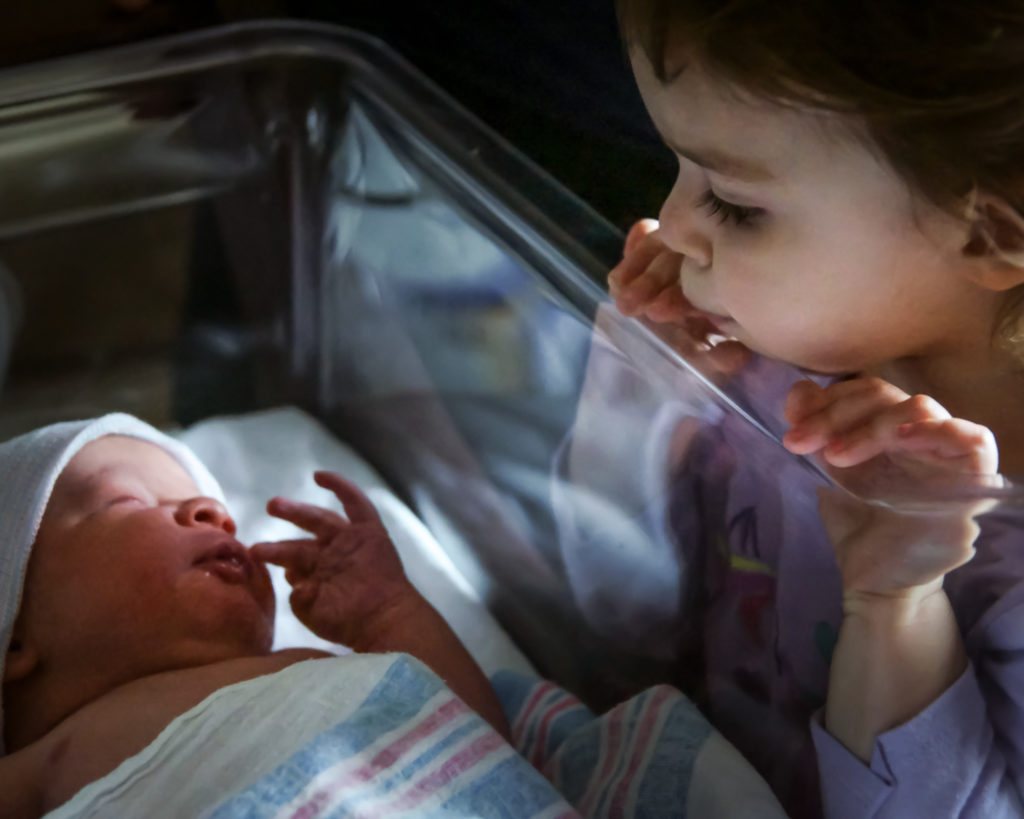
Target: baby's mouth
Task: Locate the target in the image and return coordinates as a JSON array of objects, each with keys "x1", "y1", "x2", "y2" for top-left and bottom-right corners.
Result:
[{"x1": 193, "y1": 541, "x2": 253, "y2": 583}]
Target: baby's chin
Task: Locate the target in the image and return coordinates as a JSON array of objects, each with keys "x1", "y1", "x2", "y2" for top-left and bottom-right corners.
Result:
[{"x1": 187, "y1": 597, "x2": 277, "y2": 660}]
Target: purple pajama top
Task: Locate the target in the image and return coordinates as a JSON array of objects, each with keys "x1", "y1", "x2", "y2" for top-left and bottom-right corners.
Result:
[{"x1": 553, "y1": 327, "x2": 1024, "y2": 818}]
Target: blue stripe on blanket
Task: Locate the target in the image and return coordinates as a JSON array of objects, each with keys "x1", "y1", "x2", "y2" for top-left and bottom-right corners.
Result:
[
  {"x1": 433, "y1": 756, "x2": 577, "y2": 819},
  {"x1": 209, "y1": 657, "x2": 576, "y2": 819},
  {"x1": 209, "y1": 656, "x2": 452, "y2": 818}
]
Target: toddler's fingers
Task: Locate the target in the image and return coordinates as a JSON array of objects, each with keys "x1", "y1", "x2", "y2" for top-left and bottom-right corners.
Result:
[
  {"x1": 783, "y1": 379, "x2": 828, "y2": 427},
  {"x1": 609, "y1": 229, "x2": 672, "y2": 292},
  {"x1": 785, "y1": 379, "x2": 919, "y2": 454},
  {"x1": 644, "y1": 283, "x2": 690, "y2": 323},
  {"x1": 251, "y1": 539, "x2": 319, "y2": 575},
  {"x1": 314, "y1": 471, "x2": 382, "y2": 525},
  {"x1": 615, "y1": 251, "x2": 683, "y2": 316},
  {"x1": 618, "y1": 217, "x2": 659, "y2": 252},
  {"x1": 266, "y1": 496, "x2": 346, "y2": 538},
  {"x1": 624, "y1": 218, "x2": 659, "y2": 255},
  {"x1": 892, "y1": 419, "x2": 999, "y2": 475},
  {"x1": 821, "y1": 396, "x2": 958, "y2": 468}
]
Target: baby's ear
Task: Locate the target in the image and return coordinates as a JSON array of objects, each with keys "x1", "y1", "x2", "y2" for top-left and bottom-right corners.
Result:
[
  {"x1": 4, "y1": 622, "x2": 39, "y2": 683},
  {"x1": 961, "y1": 193, "x2": 1024, "y2": 291}
]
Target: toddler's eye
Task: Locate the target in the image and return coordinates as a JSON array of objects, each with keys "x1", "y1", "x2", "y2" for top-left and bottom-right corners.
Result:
[
  {"x1": 696, "y1": 189, "x2": 764, "y2": 228},
  {"x1": 110, "y1": 495, "x2": 143, "y2": 506}
]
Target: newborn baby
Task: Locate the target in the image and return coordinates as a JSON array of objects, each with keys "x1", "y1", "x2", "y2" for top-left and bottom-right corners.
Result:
[{"x1": 0, "y1": 414, "x2": 518, "y2": 818}]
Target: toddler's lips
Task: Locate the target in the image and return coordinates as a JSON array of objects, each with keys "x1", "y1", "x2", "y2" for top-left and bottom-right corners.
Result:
[{"x1": 193, "y1": 541, "x2": 253, "y2": 584}]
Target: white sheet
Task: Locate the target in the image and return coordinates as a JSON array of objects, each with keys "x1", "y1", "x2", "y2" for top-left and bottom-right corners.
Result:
[{"x1": 174, "y1": 406, "x2": 534, "y2": 678}]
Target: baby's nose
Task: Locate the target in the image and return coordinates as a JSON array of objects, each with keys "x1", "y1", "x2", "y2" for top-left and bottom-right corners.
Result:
[{"x1": 176, "y1": 496, "x2": 237, "y2": 535}]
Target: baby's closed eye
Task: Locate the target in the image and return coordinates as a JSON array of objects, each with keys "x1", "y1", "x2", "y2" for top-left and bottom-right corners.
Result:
[{"x1": 109, "y1": 495, "x2": 144, "y2": 506}]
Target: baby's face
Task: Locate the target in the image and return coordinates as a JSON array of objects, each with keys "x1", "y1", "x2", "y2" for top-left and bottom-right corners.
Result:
[
  {"x1": 18, "y1": 436, "x2": 275, "y2": 679},
  {"x1": 632, "y1": 49, "x2": 998, "y2": 375}
]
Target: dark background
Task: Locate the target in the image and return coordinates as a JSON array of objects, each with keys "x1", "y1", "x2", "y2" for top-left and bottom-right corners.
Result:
[{"x1": 1, "y1": 0, "x2": 673, "y2": 230}]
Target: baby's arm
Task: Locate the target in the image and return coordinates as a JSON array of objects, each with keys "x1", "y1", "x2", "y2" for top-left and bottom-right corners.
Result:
[
  {"x1": 0, "y1": 744, "x2": 44, "y2": 818},
  {"x1": 252, "y1": 472, "x2": 509, "y2": 739}
]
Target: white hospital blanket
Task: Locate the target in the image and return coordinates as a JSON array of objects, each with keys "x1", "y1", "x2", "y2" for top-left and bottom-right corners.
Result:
[
  {"x1": 174, "y1": 406, "x2": 534, "y2": 678},
  {"x1": 44, "y1": 654, "x2": 575, "y2": 819}
]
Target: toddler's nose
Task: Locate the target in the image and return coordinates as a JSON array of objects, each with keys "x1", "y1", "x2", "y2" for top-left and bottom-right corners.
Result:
[
  {"x1": 176, "y1": 496, "x2": 237, "y2": 535},
  {"x1": 658, "y1": 192, "x2": 712, "y2": 269}
]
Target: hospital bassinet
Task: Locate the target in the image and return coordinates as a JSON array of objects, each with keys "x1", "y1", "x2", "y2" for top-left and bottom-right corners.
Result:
[{"x1": 1, "y1": 21, "x2": 1019, "y2": 711}]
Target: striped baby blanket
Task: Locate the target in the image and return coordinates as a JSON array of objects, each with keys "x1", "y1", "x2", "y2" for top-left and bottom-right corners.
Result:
[
  {"x1": 47, "y1": 653, "x2": 782, "y2": 818},
  {"x1": 46, "y1": 654, "x2": 577, "y2": 819},
  {"x1": 493, "y1": 672, "x2": 788, "y2": 818}
]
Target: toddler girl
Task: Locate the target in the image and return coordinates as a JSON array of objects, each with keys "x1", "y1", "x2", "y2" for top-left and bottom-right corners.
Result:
[{"x1": 558, "y1": 2, "x2": 1024, "y2": 817}]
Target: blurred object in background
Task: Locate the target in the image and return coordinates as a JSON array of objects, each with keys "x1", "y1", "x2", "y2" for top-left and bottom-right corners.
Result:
[
  {"x1": 0, "y1": 1, "x2": 671, "y2": 229},
  {"x1": 0, "y1": 1, "x2": 280, "y2": 68}
]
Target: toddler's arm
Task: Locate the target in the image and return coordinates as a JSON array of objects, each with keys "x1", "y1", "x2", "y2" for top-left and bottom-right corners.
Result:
[
  {"x1": 784, "y1": 377, "x2": 1021, "y2": 815},
  {"x1": 784, "y1": 377, "x2": 994, "y2": 752},
  {"x1": 252, "y1": 472, "x2": 509, "y2": 739}
]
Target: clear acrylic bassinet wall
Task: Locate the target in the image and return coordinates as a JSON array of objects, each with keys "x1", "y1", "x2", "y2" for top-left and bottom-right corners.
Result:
[{"x1": 1, "y1": 21, "x2": 1020, "y2": 708}]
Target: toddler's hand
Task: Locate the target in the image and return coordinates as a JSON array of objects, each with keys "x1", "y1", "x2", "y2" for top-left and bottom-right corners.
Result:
[
  {"x1": 252, "y1": 471, "x2": 417, "y2": 648},
  {"x1": 782, "y1": 377, "x2": 1000, "y2": 598},
  {"x1": 610, "y1": 219, "x2": 690, "y2": 323},
  {"x1": 609, "y1": 219, "x2": 751, "y2": 376}
]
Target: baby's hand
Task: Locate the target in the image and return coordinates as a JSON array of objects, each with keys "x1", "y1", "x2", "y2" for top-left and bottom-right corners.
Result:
[
  {"x1": 782, "y1": 377, "x2": 1000, "y2": 598},
  {"x1": 609, "y1": 219, "x2": 751, "y2": 376},
  {"x1": 252, "y1": 472, "x2": 416, "y2": 648}
]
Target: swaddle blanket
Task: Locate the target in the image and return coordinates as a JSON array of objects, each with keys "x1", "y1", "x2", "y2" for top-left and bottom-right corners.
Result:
[
  {"x1": 42, "y1": 650, "x2": 784, "y2": 818},
  {"x1": 494, "y1": 672, "x2": 788, "y2": 819},
  {"x1": 44, "y1": 653, "x2": 579, "y2": 819}
]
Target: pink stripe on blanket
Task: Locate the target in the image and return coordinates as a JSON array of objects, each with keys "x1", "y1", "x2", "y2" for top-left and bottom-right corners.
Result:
[
  {"x1": 530, "y1": 697, "x2": 578, "y2": 769},
  {"x1": 577, "y1": 705, "x2": 624, "y2": 817},
  {"x1": 513, "y1": 680, "x2": 557, "y2": 743},
  {"x1": 286, "y1": 696, "x2": 468, "y2": 819},
  {"x1": 377, "y1": 730, "x2": 508, "y2": 813},
  {"x1": 606, "y1": 686, "x2": 675, "y2": 818}
]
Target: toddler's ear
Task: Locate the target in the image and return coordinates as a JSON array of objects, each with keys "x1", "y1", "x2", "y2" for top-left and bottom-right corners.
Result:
[
  {"x1": 4, "y1": 622, "x2": 39, "y2": 683},
  {"x1": 961, "y1": 193, "x2": 1024, "y2": 291}
]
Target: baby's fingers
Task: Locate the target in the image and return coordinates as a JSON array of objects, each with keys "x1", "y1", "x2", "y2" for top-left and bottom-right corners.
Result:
[
  {"x1": 251, "y1": 539, "x2": 319, "y2": 580},
  {"x1": 314, "y1": 472, "x2": 381, "y2": 525},
  {"x1": 266, "y1": 496, "x2": 346, "y2": 538}
]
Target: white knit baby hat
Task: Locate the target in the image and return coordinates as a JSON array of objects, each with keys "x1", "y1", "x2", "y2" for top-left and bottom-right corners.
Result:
[{"x1": 0, "y1": 412, "x2": 225, "y2": 755}]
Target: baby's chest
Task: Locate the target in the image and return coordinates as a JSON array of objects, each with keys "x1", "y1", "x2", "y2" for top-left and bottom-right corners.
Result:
[{"x1": 41, "y1": 650, "x2": 333, "y2": 813}]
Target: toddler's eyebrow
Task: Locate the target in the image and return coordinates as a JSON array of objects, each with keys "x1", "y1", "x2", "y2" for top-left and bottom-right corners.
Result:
[{"x1": 667, "y1": 139, "x2": 775, "y2": 183}]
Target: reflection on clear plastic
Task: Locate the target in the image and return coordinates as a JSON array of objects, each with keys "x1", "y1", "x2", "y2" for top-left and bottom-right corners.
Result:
[{"x1": 0, "y1": 260, "x2": 20, "y2": 391}]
